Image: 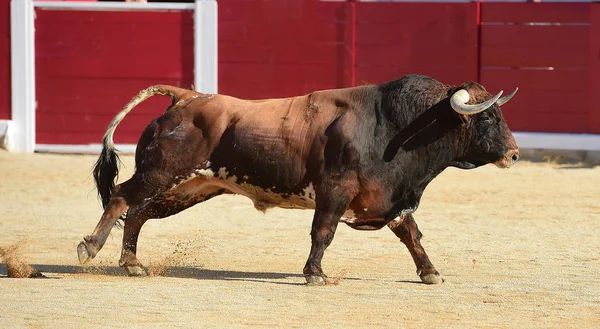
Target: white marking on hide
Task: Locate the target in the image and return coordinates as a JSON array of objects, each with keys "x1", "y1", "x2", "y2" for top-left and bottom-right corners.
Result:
[
  {"x1": 401, "y1": 207, "x2": 416, "y2": 215},
  {"x1": 343, "y1": 209, "x2": 356, "y2": 219},
  {"x1": 302, "y1": 183, "x2": 316, "y2": 200},
  {"x1": 216, "y1": 167, "x2": 238, "y2": 183},
  {"x1": 165, "y1": 171, "x2": 318, "y2": 213},
  {"x1": 195, "y1": 168, "x2": 215, "y2": 178}
]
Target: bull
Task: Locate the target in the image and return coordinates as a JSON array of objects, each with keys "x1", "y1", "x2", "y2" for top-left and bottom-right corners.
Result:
[{"x1": 77, "y1": 74, "x2": 519, "y2": 285}]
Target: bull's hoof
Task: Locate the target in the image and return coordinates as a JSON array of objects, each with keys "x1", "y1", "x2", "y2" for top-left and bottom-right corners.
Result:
[
  {"x1": 124, "y1": 265, "x2": 147, "y2": 277},
  {"x1": 420, "y1": 272, "x2": 444, "y2": 285},
  {"x1": 305, "y1": 275, "x2": 326, "y2": 286},
  {"x1": 77, "y1": 241, "x2": 94, "y2": 265}
]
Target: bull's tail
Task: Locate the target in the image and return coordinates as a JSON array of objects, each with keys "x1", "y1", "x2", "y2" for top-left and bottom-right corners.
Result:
[{"x1": 93, "y1": 85, "x2": 187, "y2": 209}]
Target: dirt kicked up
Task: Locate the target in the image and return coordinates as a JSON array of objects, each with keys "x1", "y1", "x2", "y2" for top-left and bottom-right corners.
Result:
[{"x1": 0, "y1": 150, "x2": 599, "y2": 328}]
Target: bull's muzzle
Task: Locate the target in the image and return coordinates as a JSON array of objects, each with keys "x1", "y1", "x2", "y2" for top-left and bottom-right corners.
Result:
[{"x1": 495, "y1": 149, "x2": 520, "y2": 168}]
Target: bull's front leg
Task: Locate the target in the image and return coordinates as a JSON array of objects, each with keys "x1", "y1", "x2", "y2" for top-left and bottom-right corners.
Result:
[
  {"x1": 387, "y1": 214, "x2": 443, "y2": 284},
  {"x1": 303, "y1": 180, "x2": 356, "y2": 286}
]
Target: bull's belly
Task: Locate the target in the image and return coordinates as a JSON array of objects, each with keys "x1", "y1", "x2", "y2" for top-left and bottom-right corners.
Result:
[
  {"x1": 164, "y1": 165, "x2": 317, "y2": 212},
  {"x1": 222, "y1": 179, "x2": 317, "y2": 212}
]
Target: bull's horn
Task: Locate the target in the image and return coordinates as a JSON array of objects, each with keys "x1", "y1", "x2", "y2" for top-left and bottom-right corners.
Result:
[
  {"x1": 496, "y1": 87, "x2": 518, "y2": 106},
  {"x1": 450, "y1": 89, "x2": 503, "y2": 115}
]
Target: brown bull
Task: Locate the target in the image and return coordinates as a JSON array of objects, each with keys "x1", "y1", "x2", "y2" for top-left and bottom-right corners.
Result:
[{"x1": 78, "y1": 74, "x2": 519, "y2": 285}]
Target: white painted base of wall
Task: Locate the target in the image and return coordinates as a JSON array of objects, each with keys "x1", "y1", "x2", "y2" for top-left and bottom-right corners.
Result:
[
  {"x1": 513, "y1": 132, "x2": 600, "y2": 151},
  {"x1": 25, "y1": 132, "x2": 600, "y2": 154},
  {"x1": 35, "y1": 143, "x2": 137, "y2": 154},
  {"x1": 2, "y1": 128, "x2": 599, "y2": 154}
]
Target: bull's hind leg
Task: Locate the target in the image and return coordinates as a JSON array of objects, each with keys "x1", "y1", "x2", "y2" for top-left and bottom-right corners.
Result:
[
  {"x1": 387, "y1": 214, "x2": 443, "y2": 284},
  {"x1": 118, "y1": 187, "x2": 225, "y2": 276},
  {"x1": 118, "y1": 213, "x2": 148, "y2": 276},
  {"x1": 117, "y1": 201, "x2": 193, "y2": 276},
  {"x1": 116, "y1": 200, "x2": 192, "y2": 276},
  {"x1": 77, "y1": 196, "x2": 128, "y2": 265}
]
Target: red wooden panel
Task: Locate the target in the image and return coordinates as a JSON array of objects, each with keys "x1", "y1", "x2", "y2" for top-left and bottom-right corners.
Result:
[
  {"x1": 217, "y1": 0, "x2": 352, "y2": 99},
  {"x1": 481, "y1": 68, "x2": 592, "y2": 133},
  {"x1": 342, "y1": 1, "x2": 355, "y2": 87},
  {"x1": 481, "y1": 25, "x2": 589, "y2": 68},
  {"x1": 356, "y1": 2, "x2": 470, "y2": 24},
  {"x1": 504, "y1": 112, "x2": 589, "y2": 134},
  {"x1": 37, "y1": 112, "x2": 160, "y2": 135},
  {"x1": 35, "y1": 10, "x2": 194, "y2": 145},
  {"x1": 480, "y1": 3, "x2": 594, "y2": 134},
  {"x1": 481, "y1": 44, "x2": 588, "y2": 69},
  {"x1": 356, "y1": 67, "x2": 471, "y2": 87},
  {"x1": 590, "y1": 4, "x2": 600, "y2": 134},
  {"x1": 35, "y1": 77, "x2": 192, "y2": 114},
  {"x1": 482, "y1": 25, "x2": 588, "y2": 48},
  {"x1": 482, "y1": 69, "x2": 589, "y2": 133},
  {"x1": 220, "y1": 21, "x2": 337, "y2": 44},
  {"x1": 36, "y1": 9, "x2": 194, "y2": 24},
  {"x1": 357, "y1": 45, "x2": 470, "y2": 68},
  {"x1": 37, "y1": 99, "x2": 174, "y2": 145},
  {"x1": 35, "y1": 76, "x2": 189, "y2": 145},
  {"x1": 0, "y1": 0, "x2": 10, "y2": 120},
  {"x1": 219, "y1": 42, "x2": 340, "y2": 65},
  {"x1": 481, "y1": 3, "x2": 590, "y2": 24},
  {"x1": 219, "y1": 0, "x2": 304, "y2": 23},
  {"x1": 36, "y1": 55, "x2": 193, "y2": 79},
  {"x1": 354, "y1": 2, "x2": 478, "y2": 85},
  {"x1": 480, "y1": 68, "x2": 587, "y2": 92},
  {"x1": 219, "y1": 63, "x2": 340, "y2": 99},
  {"x1": 502, "y1": 89, "x2": 587, "y2": 115},
  {"x1": 35, "y1": 10, "x2": 194, "y2": 80}
]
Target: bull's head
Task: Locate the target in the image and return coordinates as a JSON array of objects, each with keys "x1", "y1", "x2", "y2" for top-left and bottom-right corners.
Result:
[{"x1": 450, "y1": 84, "x2": 519, "y2": 169}]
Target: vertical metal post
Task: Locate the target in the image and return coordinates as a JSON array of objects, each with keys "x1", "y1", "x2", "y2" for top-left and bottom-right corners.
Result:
[
  {"x1": 194, "y1": 0, "x2": 218, "y2": 94},
  {"x1": 10, "y1": 0, "x2": 36, "y2": 152}
]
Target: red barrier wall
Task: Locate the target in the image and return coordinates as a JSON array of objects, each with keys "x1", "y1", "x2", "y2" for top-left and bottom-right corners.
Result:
[
  {"x1": 480, "y1": 3, "x2": 594, "y2": 133},
  {"x1": 0, "y1": 0, "x2": 10, "y2": 120},
  {"x1": 34, "y1": 9, "x2": 194, "y2": 144},
  {"x1": 2, "y1": 1, "x2": 599, "y2": 146}
]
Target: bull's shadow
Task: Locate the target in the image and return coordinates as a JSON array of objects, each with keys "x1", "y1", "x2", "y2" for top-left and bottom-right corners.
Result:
[
  {"x1": 0, "y1": 263, "x2": 306, "y2": 285},
  {"x1": 1, "y1": 264, "x2": 424, "y2": 285}
]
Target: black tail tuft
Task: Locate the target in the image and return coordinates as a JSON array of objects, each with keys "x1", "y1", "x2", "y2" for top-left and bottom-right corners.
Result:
[{"x1": 93, "y1": 138, "x2": 121, "y2": 209}]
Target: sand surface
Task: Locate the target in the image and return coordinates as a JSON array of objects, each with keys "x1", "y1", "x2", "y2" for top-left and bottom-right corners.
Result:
[{"x1": 0, "y1": 151, "x2": 598, "y2": 328}]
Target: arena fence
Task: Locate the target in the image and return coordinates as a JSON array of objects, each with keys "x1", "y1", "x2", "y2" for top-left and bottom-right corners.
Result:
[{"x1": 1, "y1": 0, "x2": 599, "y2": 153}]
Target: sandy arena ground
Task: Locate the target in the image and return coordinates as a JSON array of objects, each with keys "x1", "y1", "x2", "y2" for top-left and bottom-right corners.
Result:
[{"x1": 0, "y1": 150, "x2": 598, "y2": 328}]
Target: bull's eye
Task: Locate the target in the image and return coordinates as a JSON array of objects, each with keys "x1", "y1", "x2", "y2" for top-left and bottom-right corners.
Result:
[
  {"x1": 482, "y1": 141, "x2": 491, "y2": 152},
  {"x1": 481, "y1": 116, "x2": 494, "y2": 124}
]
